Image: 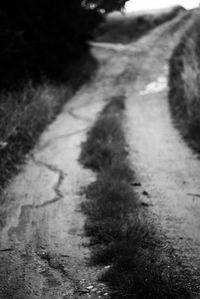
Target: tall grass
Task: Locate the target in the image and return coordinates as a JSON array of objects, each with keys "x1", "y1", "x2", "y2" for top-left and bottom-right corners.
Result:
[
  {"x1": 96, "y1": 6, "x2": 185, "y2": 44},
  {"x1": 80, "y1": 96, "x2": 193, "y2": 298},
  {"x1": 169, "y1": 10, "x2": 200, "y2": 151},
  {"x1": 0, "y1": 53, "x2": 97, "y2": 200}
]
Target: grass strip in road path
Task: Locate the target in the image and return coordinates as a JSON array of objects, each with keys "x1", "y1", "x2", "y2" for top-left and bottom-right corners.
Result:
[{"x1": 80, "y1": 96, "x2": 193, "y2": 298}]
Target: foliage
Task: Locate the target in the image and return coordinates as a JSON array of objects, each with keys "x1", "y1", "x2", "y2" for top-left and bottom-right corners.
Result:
[
  {"x1": 169, "y1": 11, "x2": 200, "y2": 151},
  {"x1": 83, "y1": 0, "x2": 129, "y2": 13},
  {"x1": 0, "y1": 52, "x2": 97, "y2": 203},
  {"x1": 0, "y1": 0, "x2": 128, "y2": 90},
  {"x1": 96, "y1": 6, "x2": 185, "y2": 44}
]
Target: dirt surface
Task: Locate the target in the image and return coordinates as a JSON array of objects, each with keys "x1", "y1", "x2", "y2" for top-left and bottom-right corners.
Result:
[
  {"x1": 0, "y1": 46, "x2": 124, "y2": 298},
  {"x1": 0, "y1": 10, "x2": 199, "y2": 298},
  {"x1": 124, "y1": 11, "x2": 200, "y2": 281}
]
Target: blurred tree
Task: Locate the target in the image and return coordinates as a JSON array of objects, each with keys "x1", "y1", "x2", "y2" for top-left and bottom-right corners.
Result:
[
  {"x1": 83, "y1": 0, "x2": 129, "y2": 13},
  {"x1": 0, "y1": 0, "x2": 129, "y2": 87}
]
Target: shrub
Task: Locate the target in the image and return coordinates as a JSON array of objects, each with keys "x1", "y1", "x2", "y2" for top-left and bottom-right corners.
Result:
[{"x1": 169, "y1": 11, "x2": 200, "y2": 150}]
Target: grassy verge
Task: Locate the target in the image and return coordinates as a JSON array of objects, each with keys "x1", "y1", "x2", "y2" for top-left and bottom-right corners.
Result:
[
  {"x1": 169, "y1": 10, "x2": 200, "y2": 152},
  {"x1": 95, "y1": 6, "x2": 185, "y2": 44},
  {"x1": 0, "y1": 53, "x2": 97, "y2": 199},
  {"x1": 80, "y1": 96, "x2": 193, "y2": 298}
]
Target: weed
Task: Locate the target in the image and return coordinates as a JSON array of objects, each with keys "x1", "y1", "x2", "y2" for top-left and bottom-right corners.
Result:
[{"x1": 80, "y1": 95, "x2": 193, "y2": 298}]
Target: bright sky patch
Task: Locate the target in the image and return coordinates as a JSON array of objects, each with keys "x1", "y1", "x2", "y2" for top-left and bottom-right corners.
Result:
[{"x1": 125, "y1": 0, "x2": 199, "y2": 12}]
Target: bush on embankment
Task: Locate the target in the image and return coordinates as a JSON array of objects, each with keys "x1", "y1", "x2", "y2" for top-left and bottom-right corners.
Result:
[
  {"x1": 96, "y1": 5, "x2": 185, "y2": 44},
  {"x1": 0, "y1": 54, "x2": 97, "y2": 198},
  {"x1": 0, "y1": 0, "x2": 130, "y2": 196},
  {"x1": 0, "y1": 1, "x2": 100, "y2": 196},
  {"x1": 0, "y1": 0, "x2": 103, "y2": 90},
  {"x1": 169, "y1": 10, "x2": 200, "y2": 151}
]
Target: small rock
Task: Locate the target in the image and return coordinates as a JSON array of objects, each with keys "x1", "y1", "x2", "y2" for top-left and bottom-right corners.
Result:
[
  {"x1": 142, "y1": 190, "x2": 150, "y2": 197},
  {"x1": 86, "y1": 286, "x2": 94, "y2": 290},
  {"x1": 141, "y1": 202, "x2": 150, "y2": 207},
  {"x1": 0, "y1": 141, "x2": 7, "y2": 148},
  {"x1": 131, "y1": 182, "x2": 141, "y2": 187}
]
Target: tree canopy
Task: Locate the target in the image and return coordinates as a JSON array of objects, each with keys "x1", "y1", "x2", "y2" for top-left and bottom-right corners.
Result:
[
  {"x1": 83, "y1": 0, "x2": 129, "y2": 13},
  {"x1": 0, "y1": 0, "x2": 129, "y2": 88}
]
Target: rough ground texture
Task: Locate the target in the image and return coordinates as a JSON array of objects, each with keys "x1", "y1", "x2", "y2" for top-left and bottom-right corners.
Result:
[
  {"x1": 124, "y1": 11, "x2": 200, "y2": 293},
  {"x1": 0, "y1": 9, "x2": 199, "y2": 298}
]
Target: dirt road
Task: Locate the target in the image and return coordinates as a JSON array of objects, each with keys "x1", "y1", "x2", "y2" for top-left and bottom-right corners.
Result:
[
  {"x1": 124, "y1": 13, "x2": 200, "y2": 282},
  {"x1": 0, "y1": 10, "x2": 198, "y2": 298}
]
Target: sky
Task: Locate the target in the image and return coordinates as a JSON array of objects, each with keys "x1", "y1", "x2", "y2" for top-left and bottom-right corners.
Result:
[{"x1": 125, "y1": 0, "x2": 199, "y2": 12}]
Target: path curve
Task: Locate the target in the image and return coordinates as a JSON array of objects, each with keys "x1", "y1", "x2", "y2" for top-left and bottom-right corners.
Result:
[{"x1": 124, "y1": 11, "x2": 200, "y2": 282}]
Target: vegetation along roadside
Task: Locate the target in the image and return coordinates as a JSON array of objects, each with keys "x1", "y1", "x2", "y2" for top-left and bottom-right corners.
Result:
[
  {"x1": 0, "y1": 0, "x2": 128, "y2": 203},
  {"x1": 95, "y1": 5, "x2": 185, "y2": 44},
  {"x1": 80, "y1": 95, "x2": 195, "y2": 298},
  {"x1": 169, "y1": 10, "x2": 200, "y2": 153},
  {"x1": 0, "y1": 54, "x2": 97, "y2": 202}
]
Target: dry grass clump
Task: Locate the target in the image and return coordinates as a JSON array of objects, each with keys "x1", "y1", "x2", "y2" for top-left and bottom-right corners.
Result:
[
  {"x1": 80, "y1": 96, "x2": 193, "y2": 298},
  {"x1": 169, "y1": 11, "x2": 200, "y2": 150}
]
